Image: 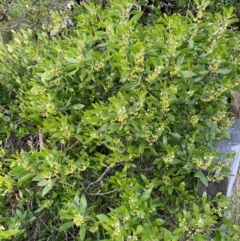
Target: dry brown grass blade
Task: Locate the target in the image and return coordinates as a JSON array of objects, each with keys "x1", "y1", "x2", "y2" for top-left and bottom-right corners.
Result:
[{"x1": 38, "y1": 130, "x2": 44, "y2": 151}]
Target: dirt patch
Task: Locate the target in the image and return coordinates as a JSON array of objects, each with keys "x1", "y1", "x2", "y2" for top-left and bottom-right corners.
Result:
[
  {"x1": 230, "y1": 167, "x2": 240, "y2": 224},
  {"x1": 229, "y1": 93, "x2": 240, "y2": 223}
]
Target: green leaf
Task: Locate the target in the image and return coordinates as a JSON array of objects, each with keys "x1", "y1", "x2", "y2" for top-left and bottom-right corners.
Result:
[
  {"x1": 97, "y1": 42, "x2": 108, "y2": 47},
  {"x1": 42, "y1": 178, "x2": 56, "y2": 196},
  {"x1": 139, "y1": 143, "x2": 145, "y2": 154},
  {"x1": 7, "y1": 45, "x2": 13, "y2": 53},
  {"x1": 163, "y1": 136, "x2": 167, "y2": 145},
  {"x1": 180, "y1": 70, "x2": 197, "y2": 78},
  {"x1": 19, "y1": 173, "x2": 35, "y2": 183},
  {"x1": 96, "y1": 31, "x2": 108, "y2": 38},
  {"x1": 59, "y1": 221, "x2": 74, "y2": 232},
  {"x1": 167, "y1": 114, "x2": 175, "y2": 121},
  {"x1": 9, "y1": 167, "x2": 22, "y2": 176},
  {"x1": 136, "y1": 225, "x2": 143, "y2": 234},
  {"x1": 50, "y1": 27, "x2": 60, "y2": 36},
  {"x1": 98, "y1": 124, "x2": 109, "y2": 133},
  {"x1": 141, "y1": 174, "x2": 149, "y2": 184},
  {"x1": 37, "y1": 179, "x2": 48, "y2": 186},
  {"x1": 120, "y1": 70, "x2": 130, "y2": 81},
  {"x1": 32, "y1": 175, "x2": 44, "y2": 182},
  {"x1": 64, "y1": 57, "x2": 77, "y2": 64},
  {"x1": 172, "y1": 236, "x2": 180, "y2": 241},
  {"x1": 128, "y1": 145, "x2": 137, "y2": 154},
  {"x1": 80, "y1": 195, "x2": 87, "y2": 213},
  {"x1": 120, "y1": 82, "x2": 140, "y2": 92},
  {"x1": 79, "y1": 225, "x2": 86, "y2": 241},
  {"x1": 130, "y1": 11, "x2": 143, "y2": 23},
  {"x1": 216, "y1": 69, "x2": 231, "y2": 74},
  {"x1": 52, "y1": 131, "x2": 63, "y2": 138},
  {"x1": 84, "y1": 3, "x2": 94, "y2": 13},
  {"x1": 201, "y1": 192, "x2": 207, "y2": 205},
  {"x1": 40, "y1": 72, "x2": 55, "y2": 81},
  {"x1": 0, "y1": 229, "x2": 21, "y2": 239},
  {"x1": 63, "y1": 64, "x2": 77, "y2": 73},
  {"x1": 193, "y1": 203, "x2": 199, "y2": 219},
  {"x1": 193, "y1": 234, "x2": 206, "y2": 241},
  {"x1": 167, "y1": 187, "x2": 173, "y2": 195},
  {"x1": 223, "y1": 130, "x2": 230, "y2": 139},
  {"x1": 188, "y1": 38, "x2": 194, "y2": 48},
  {"x1": 139, "y1": 189, "x2": 152, "y2": 202},
  {"x1": 102, "y1": 224, "x2": 114, "y2": 234},
  {"x1": 96, "y1": 214, "x2": 109, "y2": 222},
  {"x1": 15, "y1": 171, "x2": 31, "y2": 180},
  {"x1": 196, "y1": 171, "x2": 208, "y2": 187},
  {"x1": 109, "y1": 123, "x2": 120, "y2": 133},
  {"x1": 169, "y1": 133, "x2": 181, "y2": 138},
  {"x1": 233, "y1": 225, "x2": 240, "y2": 232},
  {"x1": 204, "y1": 203, "x2": 210, "y2": 215},
  {"x1": 72, "y1": 104, "x2": 85, "y2": 110},
  {"x1": 130, "y1": 120, "x2": 141, "y2": 132},
  {"x1": 74, "y1": 194, "x2": 80, "y2": 207}
]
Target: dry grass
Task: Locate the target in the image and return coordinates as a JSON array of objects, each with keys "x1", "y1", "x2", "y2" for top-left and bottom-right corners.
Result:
[{"x1": 230, "y1": 167, "x2": 240, "y2": 224}]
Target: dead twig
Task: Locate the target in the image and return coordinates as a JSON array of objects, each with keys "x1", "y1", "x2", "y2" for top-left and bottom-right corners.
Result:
[
  {"x1": 38, "y1": 130, "x2": 44, "y2": 151},
  {"x1": 65, "y1": 140, "x2": 79, "y2": 152},
  {"x1": 88, "y1": 189, "x2": 121, "y2": 198},
  {"x1": 85, "y1": 166, "x2": 112, "y2": 193}
]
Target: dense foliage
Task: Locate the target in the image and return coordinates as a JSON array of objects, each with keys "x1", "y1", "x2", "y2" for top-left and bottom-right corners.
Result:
[{"x1": 1, "y1": 0, "x2": 240, "y2": 240}]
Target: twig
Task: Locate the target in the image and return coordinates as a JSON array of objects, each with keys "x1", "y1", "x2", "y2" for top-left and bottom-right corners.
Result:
[
  {"x1": 85, "y1": 166, "x2": 112, "y2": 193},
  {"x1": 38, "y1": 130, "x2": 44, "y2": 151},
  {"x1": 88, "y1": 189, "x2": 121, "y2": 198},
  {"x1": 65, "y1": 140, "x2": 79, "y2": 152}
]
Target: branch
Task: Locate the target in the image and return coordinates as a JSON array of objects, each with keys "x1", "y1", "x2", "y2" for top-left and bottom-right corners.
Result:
[
  {"x1": 38, "y1": 130, "x2": 44, "y2": 151},
  {"x1": 65, "y1": 140, "x2": 79, "y2": 152},
  {"x1": 85, "y1": 166, "x2": 112, "y2": 193},
  {"x1": 88, "y1": 189, "x2": 121, "y2": 198}
]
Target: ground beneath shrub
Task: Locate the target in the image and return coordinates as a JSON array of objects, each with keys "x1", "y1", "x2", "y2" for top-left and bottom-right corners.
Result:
[{"x1": 231, "y1": 166, "x2": 240, "y2": 224}]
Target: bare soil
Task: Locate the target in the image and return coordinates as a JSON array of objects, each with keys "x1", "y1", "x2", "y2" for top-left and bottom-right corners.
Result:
[{"x1": 230, "y1": 167, "x2": 240, "y2": 224}]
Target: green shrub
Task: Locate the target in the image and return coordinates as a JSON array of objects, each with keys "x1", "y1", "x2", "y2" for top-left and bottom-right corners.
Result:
[{"x1": 0, "y1": 0, "x2": 240, "y2": 240}]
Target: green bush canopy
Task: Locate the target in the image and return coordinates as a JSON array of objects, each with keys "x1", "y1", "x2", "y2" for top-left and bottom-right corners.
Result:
[{"x1": 0, "y1": 0, "x2": 240, "y2": 240}]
